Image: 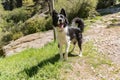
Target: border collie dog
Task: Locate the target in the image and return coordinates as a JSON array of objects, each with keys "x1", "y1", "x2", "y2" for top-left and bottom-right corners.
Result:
[{"x1": 52, "y1": 8, "x2": 84, "y2": 60}]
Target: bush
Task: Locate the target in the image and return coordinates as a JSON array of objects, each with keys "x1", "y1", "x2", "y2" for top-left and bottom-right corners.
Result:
[
  {"x1": 3, "y1": 8, "x2": 31, "y2": 23},
  {"x1": 22, "y1": 16, "x2": 52, "y2": 35},
  {"x1": 0, "y1": 30, "x2": 23, "y2": 44},
  {"x1": 1, "y1": 32, "x2": 13, "y2": 44},
  {"x1": 1, "y1": 20, "x2": 24, "y2": 41},
  {"x1": 97, "y1": 0, "x2": 116, "y2": 9},
  {"x1": 12, "y1": 32, "x2": 23, "y2": 40},
  {"x1": 1, "y1": 15, "x2": 52, "y2": 45},
  {"x1": 45, "y1": 17, "x2": 53, "y2": 30},
  {"x1": 55, "y1": 0, "x2": 98, "y2": 21}
]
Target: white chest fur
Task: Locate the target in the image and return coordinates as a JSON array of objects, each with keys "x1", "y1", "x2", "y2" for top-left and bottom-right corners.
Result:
[{"x1": 56, "y1": 26, "x2": 70, "y2": 45}]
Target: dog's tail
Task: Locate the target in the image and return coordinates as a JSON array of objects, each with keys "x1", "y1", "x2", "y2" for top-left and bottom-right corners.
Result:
[{"x1": 72, "y1": 17, "x2": 84, "y2": 32}]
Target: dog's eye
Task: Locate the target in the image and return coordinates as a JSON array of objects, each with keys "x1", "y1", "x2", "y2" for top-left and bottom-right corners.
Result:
[{"x1": 60, "y1": 15, "x2": 63, "y2": 18}]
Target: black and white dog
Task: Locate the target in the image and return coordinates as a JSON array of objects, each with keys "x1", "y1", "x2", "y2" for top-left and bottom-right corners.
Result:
[{"x1": 52, "y1": 8, "x2": 84, "y2": 60}]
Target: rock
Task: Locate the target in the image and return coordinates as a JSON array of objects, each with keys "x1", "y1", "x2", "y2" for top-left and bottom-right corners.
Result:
[{"x1": 2, "y1": 30, "x2": 53, "y2": 56}]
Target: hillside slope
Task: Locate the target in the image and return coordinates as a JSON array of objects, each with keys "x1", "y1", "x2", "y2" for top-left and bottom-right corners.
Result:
[{"x1": 0, "y1": 5, "x2": 120, "y2": 80}]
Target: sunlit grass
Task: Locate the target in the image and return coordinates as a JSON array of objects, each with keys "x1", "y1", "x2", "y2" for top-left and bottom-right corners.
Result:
[
  {"x1": 0, "y1": 40, "x2": 113, "y2": 80},
  {"x1": 0, "y1": 42, "x2": 62, "y2": 80}
]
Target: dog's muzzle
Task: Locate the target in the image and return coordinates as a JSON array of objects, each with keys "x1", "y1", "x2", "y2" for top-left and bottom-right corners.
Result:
[{"x1": 59, "y1": 23, "x2": 64, "y2": 28}]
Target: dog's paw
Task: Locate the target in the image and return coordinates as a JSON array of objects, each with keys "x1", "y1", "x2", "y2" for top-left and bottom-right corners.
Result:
[
  {"x1": 78, "y1": 52, "x2": 82, "y2": 57},
  {"x1": 59, "y1": 58, "x2": 64, "y2": 61},
  {"x1": 78, "y1": 54, "x2": 82, "y2": 57},
  {"x1": 64, "y1": 57, "x2": 68, "y2": 61},
  {"x1": 78, "y1": 51, "x2": 83, "y2": 57},
  {"x1": 64, "y1": 54, "x2": 68, "y2": 61}
]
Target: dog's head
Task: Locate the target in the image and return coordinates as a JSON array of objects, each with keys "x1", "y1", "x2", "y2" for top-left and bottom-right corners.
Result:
[{"x1": 52, "y1": 8, "x2": 68, "y2": 29}]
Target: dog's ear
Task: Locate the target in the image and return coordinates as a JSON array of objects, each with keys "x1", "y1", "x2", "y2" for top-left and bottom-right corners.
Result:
[
  {"x1": 52, "y1": 10, "x2": 58, "y2": 17},
  {"x1": 52, "y1": 10, "x2": 58, "y2": 26},
  {"x1": 60, "y1": 8, "x2": 66, "y2": 17}
]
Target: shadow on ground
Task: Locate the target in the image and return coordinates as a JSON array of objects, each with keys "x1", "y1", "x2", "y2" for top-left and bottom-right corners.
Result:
[
  {"x1": 23, "y1": 53, "x2": 59, "y2": 77},
  {"x1": 21, "y1": 52, "x2": 78, "y2": 77}
]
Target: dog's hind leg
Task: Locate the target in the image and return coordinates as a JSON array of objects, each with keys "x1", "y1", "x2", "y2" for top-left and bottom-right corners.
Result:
[
  {"x1": 78, "y1": 39, "x2": 82, "y2": 57},
  {"x1": 70, "y1": 42, "x2": 76, "y2": 53}
]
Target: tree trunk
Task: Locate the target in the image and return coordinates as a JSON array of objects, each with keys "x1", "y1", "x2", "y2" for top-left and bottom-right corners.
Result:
[
  {"x1": 47, "y1": 0, "x2": 56, "y2": 42},
  {"x1": 48, "y1": 0, "x2": 54, "y2": 15},
  {"x1": 51, "y1": 0, "x2": 56, "y2": 42}
]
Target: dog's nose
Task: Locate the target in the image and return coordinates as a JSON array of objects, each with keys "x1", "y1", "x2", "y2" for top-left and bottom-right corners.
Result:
[{"x1": 59, "y1": 19, "x2": 62, "y2": 22}]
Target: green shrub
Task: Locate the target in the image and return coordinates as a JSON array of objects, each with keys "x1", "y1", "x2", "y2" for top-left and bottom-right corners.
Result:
[
  {"x1": 1, "y1": 20, "x2": 24, "y2": 41},
  {"x1": 55, "y1": 0, "x2": 98, "y2": 21},
  {"x1": 2, "y1": 20, "x2": 24, "y2": 34},
  {"x1": 45, "y1": 17, "x2": 53, "y2": 30},
  {"x1": 12, "y1": 32, "x2": 23, "y2": 40},
  {"x1": 3, "y1": 8, "x2": 31, "y2": 23},
  {"x1": 0, "y1": 15, "x2": 52, "y2": 45},
  {"x1": 0, "y1": 31, "x2": 23, "y2": 45},
  {"x1": 22, "y1": 16, "x2": 52, "y2": 35},
  {"x1": 1, "y1": 32, "x2": 13, "y2": 44}
]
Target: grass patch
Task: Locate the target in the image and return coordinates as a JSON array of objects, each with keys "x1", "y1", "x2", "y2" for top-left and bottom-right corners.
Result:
[
  {"x1": 0, "y1": 41, "x2": 112, "y2": 79},
  {"x1": 110, "y1": 19, "x2": 118, "y2": 23},
  {"x1": 106, "y1": 18, "x2": 120, "y2": 28},
  {"x1": 0, "y1": 42, "x2": 62, "y2": 80}
]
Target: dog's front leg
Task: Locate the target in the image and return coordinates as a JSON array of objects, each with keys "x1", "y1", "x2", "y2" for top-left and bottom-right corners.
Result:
[
  {"x1": 64, "y1": 41, "x2": 70, "y2": 60},
  {"x1": 58, "y1": 44, "x2": 64, "y2": 60}
]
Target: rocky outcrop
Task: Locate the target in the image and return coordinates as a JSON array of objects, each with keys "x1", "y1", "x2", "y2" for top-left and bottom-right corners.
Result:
[{"x1": 2, "y1": 30, "x2": 53, "y2": 56}]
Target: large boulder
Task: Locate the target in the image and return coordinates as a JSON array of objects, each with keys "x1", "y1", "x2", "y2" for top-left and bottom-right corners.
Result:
[{"x1": 2, "y1": 30, "x2": 53, "y2": 56}]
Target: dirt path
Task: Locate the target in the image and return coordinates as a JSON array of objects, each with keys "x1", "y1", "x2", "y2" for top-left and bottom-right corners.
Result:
[
  {"x1": 60, "y1": 8, "x2": 120, "y2": 80},
  {"x1": 84, "y1": 12, "x2": 120, "y2": 64}
]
